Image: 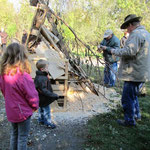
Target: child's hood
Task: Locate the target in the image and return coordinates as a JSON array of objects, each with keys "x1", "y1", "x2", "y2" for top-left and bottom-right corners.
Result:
[{"x1": 36, "y1": 70, "x2": 48, "y2": 76}]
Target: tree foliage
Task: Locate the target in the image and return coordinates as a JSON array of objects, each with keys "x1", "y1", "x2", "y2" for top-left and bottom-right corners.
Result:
[
  {"x1": 0, "y1": 0, "x2": 150, "y2": 46},
  {"x1": 54, "y1": 0, "x2": 150, "y2": 46},
  {"x1": 0, "y1": 0, "x2": 34, "y2": 43},
  {"x1": 0, "y1": 0, "x2": 16, "y2": 40}
]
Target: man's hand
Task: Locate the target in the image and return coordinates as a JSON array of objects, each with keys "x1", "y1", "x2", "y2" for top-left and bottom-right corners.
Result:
[
  {"x1": 100, "y1": 45, "x2": 107, "y2": 50},
  {"x1": 98, "y1": 45, "x2": 107, "y2": 50},
  {"x1": 97, "y1": 45, "x2": 102, "y2": 52},
  {"x1": 110, "y1": 48, "x2": 115, "y2": 54},
  {"x1": 97, "y1": 45, "x2": 106, "y2": 52},
  {"x1": 47, "y1": 73, "x2": 51, "y2": 80},
  {"x1": 97, "y1": 45, "x2": 101, "y2": 49}
]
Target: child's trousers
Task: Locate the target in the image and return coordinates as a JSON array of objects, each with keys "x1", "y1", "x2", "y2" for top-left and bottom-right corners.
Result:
[
  {"x1": 38, "y1": 105, "x2": 51, "y2": 125},
  {"x1": 10, "y1": 117, "x2": 31, "y2": 150}
]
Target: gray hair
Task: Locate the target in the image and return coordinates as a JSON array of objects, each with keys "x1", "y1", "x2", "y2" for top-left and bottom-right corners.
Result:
[{"x1": 130, "y1": 21, "x2": 140, "y2": 26}]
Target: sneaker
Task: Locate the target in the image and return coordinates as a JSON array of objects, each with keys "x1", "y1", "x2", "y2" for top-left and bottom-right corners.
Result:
[
  {"x1": 138, "y1": 93, "x2": 146, "y2": 97},
  {"x1": 104, "y1": 83, "x2": 108, "y2": 87},
  {"x1": 47, "y1": 123, "x2": 56, "y2": 129},
  {"x1": 38, "y1": 122, "x2": 44, "y2": 125},
  {"x1": 117, "y1": 119, "x2": 135, "y2": 127},
  {"x1": 105, "y1": 84, "x2": 114, "y2": 88},
  {"x1": 27, "y1": 139, "x2": 33, "y2": 146},
  {"x1": 135, "y1": 117, "x2": 141, "y2": 122}
]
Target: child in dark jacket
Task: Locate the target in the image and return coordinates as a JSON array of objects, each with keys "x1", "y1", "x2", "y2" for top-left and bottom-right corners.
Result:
[{"x1": 34, "y1": 59, "x2": 59, "y2": 129}]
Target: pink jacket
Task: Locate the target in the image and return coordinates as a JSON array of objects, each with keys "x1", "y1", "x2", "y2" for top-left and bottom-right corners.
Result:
[{"x1": 0, "y1": 71, "x2": 39, "y2": 123}]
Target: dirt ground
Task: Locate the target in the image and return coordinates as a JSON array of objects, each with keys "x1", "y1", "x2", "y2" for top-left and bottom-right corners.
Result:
[
  {"x1": 0, "y1": 121, "x2": 87, "y2": 150},
  {"x1": 0, "y1": 101, "x2": 88, "y2": 150},
  {"x1": 0, "y1": 87, "x2": 121, "y2": 150}
]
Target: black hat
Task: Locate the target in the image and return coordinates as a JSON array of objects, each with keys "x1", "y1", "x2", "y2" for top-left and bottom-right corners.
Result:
[{"x1": 121, "y1": 14, "x2": 142, "y2": 29}]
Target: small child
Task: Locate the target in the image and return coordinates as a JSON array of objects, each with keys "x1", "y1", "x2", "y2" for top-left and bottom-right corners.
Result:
[
  {"x1": 34, "y1": 59, "x2": 59, "y2": 129},
  {"x1": 0, "y1": 43, "x2": 39, "y2": 150}
]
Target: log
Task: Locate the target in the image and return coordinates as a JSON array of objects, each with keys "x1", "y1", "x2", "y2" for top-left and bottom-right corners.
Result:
[
  {"x1": 49, "y1": 31, "x2": 59, "y2": 43},
  {"x1": 41, "y1": 25, "x2": 64, "y2": 58}
]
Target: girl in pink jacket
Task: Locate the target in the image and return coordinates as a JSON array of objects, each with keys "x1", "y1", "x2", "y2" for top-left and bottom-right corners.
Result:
[{"x1": 0, "y1": 43, "x2": 39, "y2": 150}]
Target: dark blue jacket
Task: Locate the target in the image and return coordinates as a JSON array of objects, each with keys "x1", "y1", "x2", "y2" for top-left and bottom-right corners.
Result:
[
  {"x1": 101, "y1": 34, "x2": 120, "y2": 63},
  {"x1": 34, "y1": 71, "x2": 59, "y2": 107}
]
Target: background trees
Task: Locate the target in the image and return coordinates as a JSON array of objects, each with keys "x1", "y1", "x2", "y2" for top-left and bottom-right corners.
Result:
[
  {"x1": 0, "y1": 0, "x2": 150, "y2": 47},
  {"x1": 0, "y1": 0, "x2": 34, "y2": 43},
  {"x1": 55, "y1": 0, "x2": 150, "y2": 44}
]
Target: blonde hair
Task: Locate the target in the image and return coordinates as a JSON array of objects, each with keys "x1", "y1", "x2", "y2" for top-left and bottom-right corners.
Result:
[
  {"x1": 36, "y1": 59, "x2": 48, "y2": 70},
  {"x1": 0, "y1": 43, "x2": 31, "y2": 75}
]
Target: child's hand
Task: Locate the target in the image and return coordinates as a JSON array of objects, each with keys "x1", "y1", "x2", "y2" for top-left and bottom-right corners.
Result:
[
  {"x1": 33, "y1": 109, "x2": 38, "y2": 113},
  {"x1": 47, "y1": 74, "x2": 50, "y2": 80}
]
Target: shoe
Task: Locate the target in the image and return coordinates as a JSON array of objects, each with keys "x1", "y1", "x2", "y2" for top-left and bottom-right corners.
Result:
[
  {"x1": 27, "y1": 139, "x2": 33, "y2": 146},
  {"x1": 105, "y1": 84, "x2": 114, "y2": 88},
  {"x1": 117, "y1": 119, "x2": 135, "y2": 127},
  {"x1": 38, "y1": 122, "x2": 44, "y2": 125},
  {"x1": 138, "y1": 93, "x2": 146, "y2": 97},
  {"x1": 135, "y1": 117, "x2": 141, "y2": 122},
  {"x1": 104, "y1": 83, "x2": 108, "y2": 87},
  {"x1": 47, "y1": 123, "x2": 56, "y2": 129},
  {"x1": 106, "y1": 85, "x2": 111, "y2": 88}
]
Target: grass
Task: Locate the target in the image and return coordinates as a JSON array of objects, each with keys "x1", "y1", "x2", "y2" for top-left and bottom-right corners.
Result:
[{"x1": 84, "y1": 82, "x2": 150, "y2": 150}]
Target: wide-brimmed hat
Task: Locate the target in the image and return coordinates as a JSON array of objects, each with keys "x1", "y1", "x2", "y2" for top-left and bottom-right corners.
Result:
[
  {"x1": 121, "y1": 14, "x2": 142, "y2": 29},
  {"x1": 103, "y1": 29, "x2": 113, "y2": 38}
]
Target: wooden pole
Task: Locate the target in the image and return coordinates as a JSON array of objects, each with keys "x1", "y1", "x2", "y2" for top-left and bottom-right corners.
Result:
[
  {"x1": 41, "y1": 25, "x2": 64, "y2": 58},
  {"x1": 64, "y1": 59, "x2": 68, "y2": 110}
]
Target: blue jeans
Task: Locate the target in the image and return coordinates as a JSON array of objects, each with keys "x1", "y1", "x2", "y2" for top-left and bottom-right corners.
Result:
[
  {"x1": 38, "y1": 105, "x2": 51, "y2": 125},
  {"x1": 10, "y1": 117, "x2": 31, "y2": 150},
  {"x1": 104, "y1": 62, "x2": 117, "y2": 87},
  {"x1": 121, "y1": 81, "x2": 143, "y2": 125}
]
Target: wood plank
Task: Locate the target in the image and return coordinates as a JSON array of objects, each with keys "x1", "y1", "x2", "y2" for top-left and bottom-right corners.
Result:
[
  {"x1": 41, "y1": 25, "x2": 64, "y2": 59},
  {"x1": 53, "y1": 91, "x2": 65, "y2": 96},
  {"x1": 64, "y1": 60, "x2": 68, "y2": 110},
  {"x1": 68, "y1": 86, "x2": 83, "y2": 91},
  {"x1": 55, "y1": 76, "x2": 68, "y2": 80},
  {"x1": 51, "y1": 84, "x2": 64, "y2": 91},
  {"x1": 34, "y1": 41, "x2": 65, "y2": 79}
]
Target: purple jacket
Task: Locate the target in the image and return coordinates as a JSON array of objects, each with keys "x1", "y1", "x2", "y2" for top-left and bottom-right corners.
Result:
[{"x1": 0, "y1": 71, "x2": 39, "y2": 123}]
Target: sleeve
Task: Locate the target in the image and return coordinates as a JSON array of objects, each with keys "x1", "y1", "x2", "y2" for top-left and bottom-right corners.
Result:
[
  {"x1": 100, "y1": 39, "x2": 105, "y2": 46},
  {"x1": 21, "y1": 73, "x2": 39, "y2": 111},
  {"x1": 0, "y1": 76, "x2": 4, "y2": 96},
  {"x1": 120, "y1": 37, "x2": 125, "y2": 48},
  {"x1": 4, "y1": 32, "x2": 8, "y2": 38},
  {"x1": 106, "y1": 38, "x2": 120, "y2": 54},
  {"x1": 111, "y1": 33, "x2": 143, "y2": 57},
  {"x1": 38, "y1": 77, "x2": 59, "y2": 99},
  {"x1": 0, "y1": 76, "x2": 2, "y2": 91},
  {"x1": 0, "y1": 36, "x2": 2, "y2": 45}
]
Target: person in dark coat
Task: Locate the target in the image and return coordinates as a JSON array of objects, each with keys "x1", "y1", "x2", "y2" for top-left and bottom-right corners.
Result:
[
  {"x1": 34, "y1": 59, "x2": 59, "y2": 129},
  {"x1": 21, "y1": 30, "x2": 28, "y2": 45},
  {"x1": 0, "y1": 28, "x2": 8, "y2": 51},
  {"x1": 98, "y1": 29, "x2": 120, "y2": 87}
]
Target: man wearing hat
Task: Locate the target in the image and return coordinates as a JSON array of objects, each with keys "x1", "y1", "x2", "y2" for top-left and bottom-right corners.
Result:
[
  {"x1": 108, "y1": 14, "x2": 150, "y2": 126},
  {"x1": 98, "y1": 29, "x2": 120, "y2": 87}
]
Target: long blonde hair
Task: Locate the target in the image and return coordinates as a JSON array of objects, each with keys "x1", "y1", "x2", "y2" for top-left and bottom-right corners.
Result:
[{"x1": 0, "y1": 43, "x2": 31, "y2": 75}]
